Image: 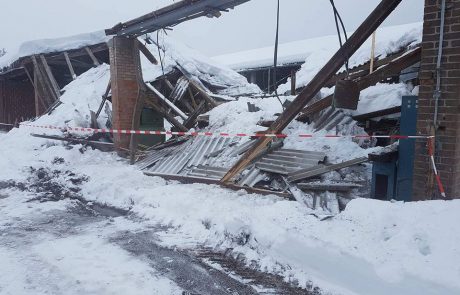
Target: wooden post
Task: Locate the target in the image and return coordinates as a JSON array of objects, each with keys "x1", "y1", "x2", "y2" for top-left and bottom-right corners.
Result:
[
  {"x1": 290, "y1": 70, "x2": 296, "y2": 95},
  {"x1": 220, "y1": 0, "x2": 403, "y2": 183},
  {"x1": 370, "y1": 31, "x2": 377, "y2": 73},
  {"x1": 136, "y1": 39, "x2": 158, "y2": 65},
  {"x1": 64, "y1": 52, "x2": 77, "y2": 79},
  {"x1": 85, "y1": 47, "x2": 101, "y2": 66},
  {"x1": 39, "y1": 55, "x2": 61, "y2": 99},
  {"x1": 31, "y1": 55, "x2": 54, "y2": 107}
]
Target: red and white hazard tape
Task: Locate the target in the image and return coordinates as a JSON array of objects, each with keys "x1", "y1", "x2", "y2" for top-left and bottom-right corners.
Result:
[
  {"x1": 19, "y1": 123, "x2": 434, "y2": 140},
  {"x1": 427, "y1": 137, "x2": 447, "y2": 198}
]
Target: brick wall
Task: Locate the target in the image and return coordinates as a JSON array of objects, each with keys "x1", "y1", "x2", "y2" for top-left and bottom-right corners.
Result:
[
  {"x1": 109, "y1": 36, "x2": 143, "y2": 152},
  {"x1": 413, "y1": 0, "x2": 460, "y2": 200}
]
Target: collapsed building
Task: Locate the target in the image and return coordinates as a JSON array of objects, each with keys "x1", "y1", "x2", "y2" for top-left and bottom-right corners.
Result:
[{"x1": 0, "y1": 0, "x2": 459, "y2": 208}]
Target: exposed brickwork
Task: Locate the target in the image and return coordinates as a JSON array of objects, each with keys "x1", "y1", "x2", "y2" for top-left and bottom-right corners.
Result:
[
  {"x1": 413, "y1": 0, "x2": 460, "y2": 200},
  {"x1": 109, "y1": 36, "x2": 143, "y2": 152}
]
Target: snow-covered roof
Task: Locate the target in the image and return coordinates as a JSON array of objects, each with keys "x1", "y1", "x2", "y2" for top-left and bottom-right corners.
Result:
[
  {"x1": 212, "y1": 22, "x2": 423, "y2": 72},
  {"x1": 141, "y1": 35, "x2": 261, "y2": 96},
  {"x1": 0, "y1": 31, "x2": 110, "y2": 69}
]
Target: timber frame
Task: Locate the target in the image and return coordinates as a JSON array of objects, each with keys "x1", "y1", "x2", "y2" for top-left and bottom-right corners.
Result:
[{"x1": 220, "y1": 0, "x2": 404, "y2": 183}]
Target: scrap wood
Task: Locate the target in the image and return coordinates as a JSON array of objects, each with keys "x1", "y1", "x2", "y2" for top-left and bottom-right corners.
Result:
[{"x1": 31, "y1": 133, "x2": 114, "y2": 151}]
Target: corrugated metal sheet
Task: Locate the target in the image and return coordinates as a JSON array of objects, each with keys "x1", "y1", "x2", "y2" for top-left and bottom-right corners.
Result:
[
  {"x1": 256, "y1": 149, "x2": 326, "y2": 175},
  {"x1": 147, "y1": 136, "x2": 237, "y2": 175},
  {"x1": 137, "y1": 144, "x2": 185, "y2": 170},
  {"x1": 187, "y1": 165, "x2": 229, "y2": 179}
]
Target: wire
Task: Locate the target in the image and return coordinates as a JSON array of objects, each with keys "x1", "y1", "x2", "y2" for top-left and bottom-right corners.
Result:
[
  {"x1": 273, "y1": 0, "x2": 285, "y2": 110},
  {"x1": 156, "y1": 30, "x2": 166, "y2": 78},
  {"x1": 329, "y1": 0, "x2": 349, "y2": 74}
]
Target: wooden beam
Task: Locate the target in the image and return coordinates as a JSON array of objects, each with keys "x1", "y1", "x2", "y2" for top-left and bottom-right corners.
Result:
[
  {"x1": 39, "y1": 55, "x2": 61, "y2": 99},
  {"x1": 96, "y1": 79, "x2": 112, "y2": 118},
  {"x1": 33, "y1": 65, "x2": 47, "y2": 115},
  {"x1": 85, "y1": 47, "x2": 101, "y2": 66},
  {"x1": 23, "y1": 66, "x2": 35, "y2": 88},
  {"x1": 290, "y1": 69, "x2": 296, "y2": 96},
  {"x1": 145, "y1": 90, "x2": 189, "y2": 132},
  {"x1": 31, "y1": 55, "x2": 54, "y2": 107},
  {"x1": 136, "y1": 39, "x2": 158, "y2": 65},
  {"x1": 297, "y1": 47, "x2": 421, "y2": 122},
  {"x1": 64, "y1": 52, "x2": 77, "y2": 80},
  {"x1": 189, "y1": 80, "x2": 218, "y2": 108},
  {"x1": 220, "y1": 0, "x2": 403, "y2": 183},
  {"x1": 143, "y1": 172, "x2": 293, "y2": 199}
]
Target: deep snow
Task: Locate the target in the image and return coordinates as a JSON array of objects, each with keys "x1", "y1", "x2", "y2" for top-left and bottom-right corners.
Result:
[{"x1": 1, "y1": 63, "x2": 460, "y2": 294}]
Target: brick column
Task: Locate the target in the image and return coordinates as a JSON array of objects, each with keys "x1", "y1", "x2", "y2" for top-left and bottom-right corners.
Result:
[
  {"x1": 109, "y1": 36, "x2": 143, "y2": 152},
  {"x1": 413, "y1": 0, "x2": 460, "y2": 200}
]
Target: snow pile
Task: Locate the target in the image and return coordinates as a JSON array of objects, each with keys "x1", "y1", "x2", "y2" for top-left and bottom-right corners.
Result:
[
  {"x1": 0, "y1": 65, "x2": 459, "y2": 294},
  {"x1": 277, "y1": 22, "x2": 422, "y2": 94},
  {"x1": 350, "y1": 82, "x2": 413, "y2": 117},
  {"x1": 141, "y1": 35, "x2": 261, "y2": 96},
  {"x1": 206, "y1": 95, "x2": 380, "y2": 163},
  {"x1": 29, "y1": 64, "x2": 111, "y2": 134},
  {"x1": 0, "y1": 31, "x2": 109, "y2": 69}
]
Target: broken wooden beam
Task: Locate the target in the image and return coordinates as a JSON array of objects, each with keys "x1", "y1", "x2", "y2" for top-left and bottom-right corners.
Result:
[
  {"x1": 64, "y1": 52, "x2": 77, "y2": 79},
  {"x1": 297, "y1": 47, "x2": 421, "y2": 122},
  {"x1": 96, "y1": 79, "x2": 112, "y2": 118},
  {"x1": 85, "y1": 47, "x2": 101, "y2": 66},
  {"x1": 39, "y1": 55, "x2": 61, "y2": 99},
  {"x1": 146, "y1": 83, "x2": 188, "y2": 120},
  {"x1": 288, "y1": 157, "x2": 368, "y2": 182},
  {"x1": 136, "y1": 39, "x2": 158, "y2": 65},
  {"x1": 220, "y1": 0, "x2": 403, "y2": 183}
]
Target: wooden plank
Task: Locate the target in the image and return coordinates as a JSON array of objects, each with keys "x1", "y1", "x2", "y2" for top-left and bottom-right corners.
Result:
[
  {"x1": 64, "y1": 52, "x2": 77, "y2": 79},
  {"x1": 136, "y1": 39, "x2": 158, "y2": 65},
  {"x1": 146, "y1": 83, "x2": 188, "y2": 120},
  {"x1": 220, "y1": 0, "x2": 403, "y2": 183},
  {"x1": 297, "y1": 182, "x2": 362, "y2": 192},
  {"x1": 85, "y1": 47, "x2": 101, "y2": 66},
  {"x1": 288, "y1": 157, "x2": 368, "y2": 182}
]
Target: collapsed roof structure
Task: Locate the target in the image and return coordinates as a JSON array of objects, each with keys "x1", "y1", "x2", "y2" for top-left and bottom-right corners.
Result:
[{"x1": 5, "y1": 0, "x2": 454, "y2": 207}]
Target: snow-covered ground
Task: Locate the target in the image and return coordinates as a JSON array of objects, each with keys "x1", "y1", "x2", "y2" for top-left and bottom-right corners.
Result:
[{"x1": 1, "y1": 63, "x2": 460, "y2": 294}]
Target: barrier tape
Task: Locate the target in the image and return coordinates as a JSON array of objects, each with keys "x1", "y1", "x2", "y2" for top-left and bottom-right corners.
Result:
[
  {"x1": 2, "y1": 122, "x2": 448, "y2": 198},
  {"x1": 18, "y1": 123, "x2": 435, "y2": 140},
  {"x1": 427, "y1": 137, "x2": 447, "y2": 198}
]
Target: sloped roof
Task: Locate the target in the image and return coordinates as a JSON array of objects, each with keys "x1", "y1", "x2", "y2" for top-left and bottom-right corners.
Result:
[{"x1": 212, "y1": 22, "x2": 422, "y2": 72}]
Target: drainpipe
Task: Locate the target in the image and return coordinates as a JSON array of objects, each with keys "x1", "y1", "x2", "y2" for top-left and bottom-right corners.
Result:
[{"x1": 433, "y1": 0, "x2": 446, "y2": 127}]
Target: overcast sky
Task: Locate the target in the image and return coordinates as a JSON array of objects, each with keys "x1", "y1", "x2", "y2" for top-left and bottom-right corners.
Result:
[{"x1": 1, "y1": 0, "x2": 424, "y2": 56}]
